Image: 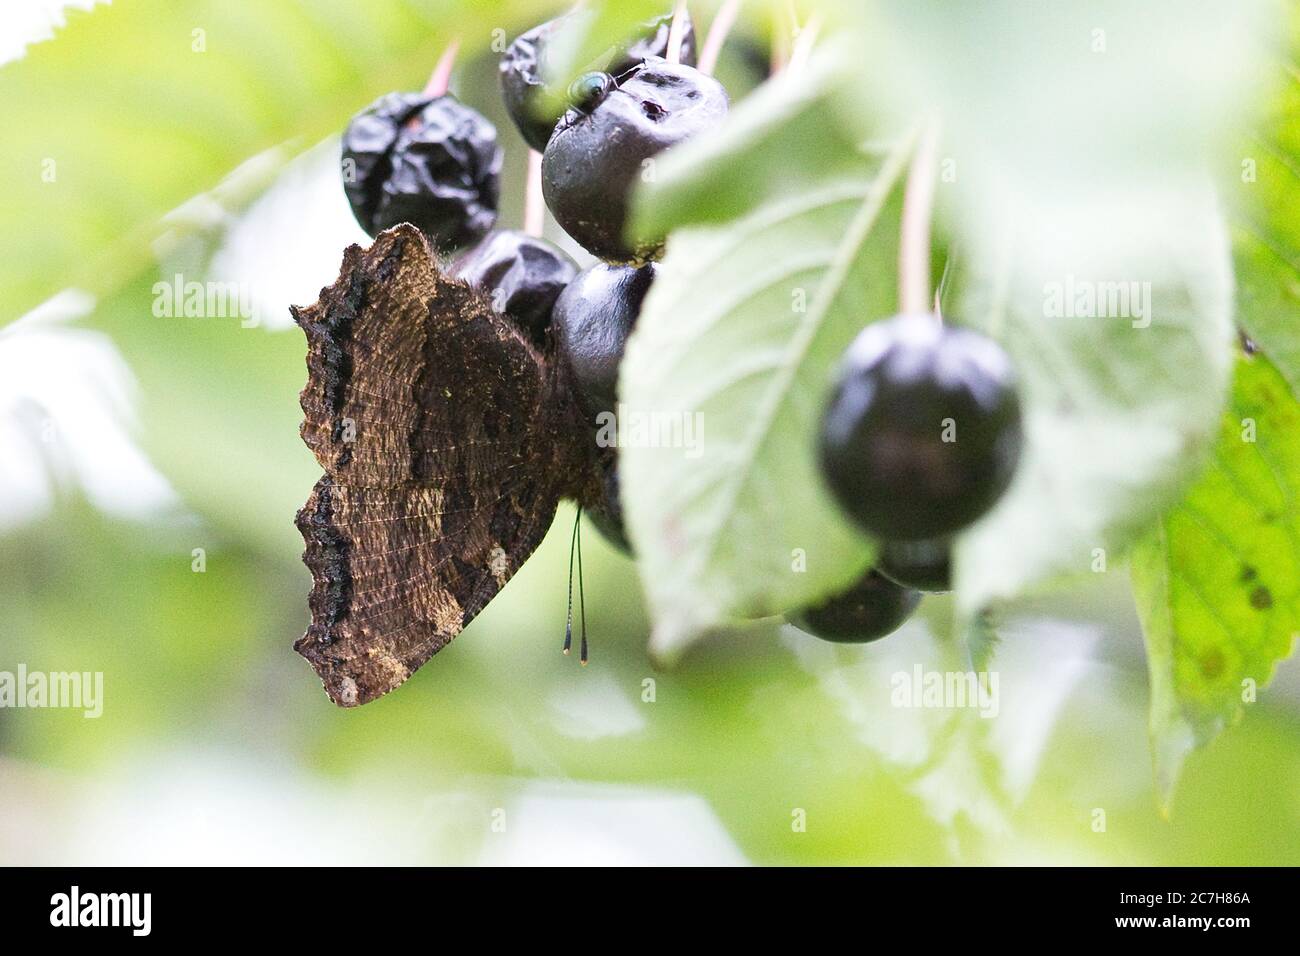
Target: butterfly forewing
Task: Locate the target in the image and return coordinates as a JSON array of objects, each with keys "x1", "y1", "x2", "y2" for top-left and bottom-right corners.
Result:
[{"x1": 292, "y1": 224, "x2": 594, "y2": 706}]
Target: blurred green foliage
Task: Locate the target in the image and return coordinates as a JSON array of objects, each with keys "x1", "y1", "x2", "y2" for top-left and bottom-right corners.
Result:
[{"x1": 0, "y1": 0, "x2": 1297, "y2": 865}]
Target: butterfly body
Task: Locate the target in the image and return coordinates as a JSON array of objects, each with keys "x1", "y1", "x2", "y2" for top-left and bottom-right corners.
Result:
[{"x1": 292, "y1": 224, "x2": 604, "y2": 706}]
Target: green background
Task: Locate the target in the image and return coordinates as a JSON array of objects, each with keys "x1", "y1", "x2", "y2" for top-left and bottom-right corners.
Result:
[{"x1": 0, "y1": 0, "x2": 1297, "y2": 865}]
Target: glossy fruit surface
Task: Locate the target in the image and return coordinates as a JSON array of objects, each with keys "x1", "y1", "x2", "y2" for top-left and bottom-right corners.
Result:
[
  {"x1": 341, "y1": 92, "x2": 501, "y2": 250},
  {"x1": 820, "y1": 313, "x2": 1023, "y2": 541},
  {"x1": 554, "y1": 262, "x2": 656, "y2": 418},
  {"x1": 499, "y1": 12, "x2": 697, "y2": 152},
  {"x1": 542, "y1": 58, "x2": 726, "y2": 261},
  {"x1": 877, "y1": 539, "x2": 952, "y2": 593},
  {"x1": 787, "y1": 570, "x2": 921, "y2": 644},
  {"x1": 451, "y1": 230, "x2": 577, "y2": 345},
  {"x1": 587, "y1": 460, "x2": 632, "y2": 555}
]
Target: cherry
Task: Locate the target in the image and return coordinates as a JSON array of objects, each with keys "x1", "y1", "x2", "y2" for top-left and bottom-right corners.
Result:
[
  {"x1": 820, "y1": 314, "x2": 1023, "y2": 541},
  {"x1": 451, "y1": 230, "x2": 577, "y2": 346},
  {"x1": 877, "y1": 539, "x2": 952, "y2": 593},
  {"x1": 553, "y1": 262, "x2": 657, "y2": 419},
  {"x1": 498, "y1": 16, "x2": 570, "y2": 152},
  {"x1": 587, "y1": 460, "x2": 632, "y2": 554},
  {"x1": 340, "y1": 91, "x2": 426, "y2": 224},
  {"x1": 341, "y1": 92, "x2": 501, "y2": 250},
  {"x1": 500, "y1": 12, "x2": 697, "y2": 153},
  {"x1": 787, "y1": 570, "x2": 921, "y2": 644},
  {"x1": 542, "y1": 57, "x2": 727, "y2": 261}
]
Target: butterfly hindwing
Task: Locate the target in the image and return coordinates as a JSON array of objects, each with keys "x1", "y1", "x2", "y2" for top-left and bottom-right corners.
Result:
[{"x1": 292, "y1": 224, "x2": 595, "y2": 706}]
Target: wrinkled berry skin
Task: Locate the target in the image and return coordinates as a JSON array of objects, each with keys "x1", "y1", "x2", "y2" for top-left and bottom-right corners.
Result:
[
  {"x1": 820, "y1": 314, "x2": 1023, "y2": 541},
  {"x1": 498, "y1": 17, "x2": 568, "y2": 152},
  {"x1": 452, "y1": 230, "x2": 577, "y2": 346},
  {"x1": 587, "y1": 460, "x2": 632, "y2": 555},
  {"x1": 543, "y1": 58, "x2": 726, "y2": 261},
  {"x1": 500, "y1": 12, "x2": 697, "y2": 152},
  {"x1": 341, "y1": 92, "x2": 501, "y2": 250},
  {"x1": 554, "y1": 262, "x2": 656, "y2": 418},
  {"x1": 787, "y1": 570, "x2": 921, "y2": 644},
  {"x1": 341, "y1": 91, "x2": 427, "y2": 217},
  {"x1": 877, "y1": 539, "x2": 952, "y2": 593}
]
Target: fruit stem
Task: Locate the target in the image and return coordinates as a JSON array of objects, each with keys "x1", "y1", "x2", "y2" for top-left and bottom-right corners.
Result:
[
  {"x1": 770, "y1": 1, "x2": 794, "y2": 73},
  {"x1": 934, "y1": 252, "x2": 955, "y2": 320},
  {"x1": 899, "y1": 118, "x2": 941, "y2": 317},
  {"x1": 698, "y1": 0, "x2": 742, "y2": 76},
  {"x1": 422, "y1": 38, "x2": 461, "y2": 98},
  {"x1": 666, "y1": 1, "x2": 689, "y2": 66},
  {"x1": 786, "y1": 12, "x2": 822, "y2": 73},
  {"x1": 524, "y1": 149, "x2": 545, "y2": 238}
]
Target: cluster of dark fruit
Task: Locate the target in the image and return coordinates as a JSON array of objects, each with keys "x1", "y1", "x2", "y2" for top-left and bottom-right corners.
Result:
[
  {"x1": 339, "y1": 13, "x2": 1025, "y2": 649},
  {"x1": 788, "y1": 313, "x2": 1024, "y2": 644},
  {"x1": 340, "y1": 11, "x2": 724, "y2": 555}
]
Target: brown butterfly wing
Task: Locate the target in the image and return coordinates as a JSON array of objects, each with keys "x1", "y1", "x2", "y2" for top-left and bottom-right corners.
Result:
[{"x1": 292, "y1": 224, "x2": 597, "y2": 707}]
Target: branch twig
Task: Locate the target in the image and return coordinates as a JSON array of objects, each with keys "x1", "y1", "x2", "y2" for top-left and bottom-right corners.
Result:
[
  {"x1": 523, "y1": 150, "x2": 545, "y2": 238},
  {"x1": 666, "y1": 1, "x2": 689, "y2": 66},
  {"x1": 422, "y1": 39, "x2": 461, "y2": 98},
  {"x1": 786, "y1": 12, "x2": 821, "y2": 74},
  {"x1": 697, "y1": 0, "x2": 742, "y2": 76},
  {"x1": 899, "y1": 119, "x2": 942, "y2": 317}
]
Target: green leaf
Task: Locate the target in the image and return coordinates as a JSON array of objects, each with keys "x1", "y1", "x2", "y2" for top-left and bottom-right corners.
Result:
[
  {"x1": 830, "y1": 1, "x2": 1260, "y2": 616},
  {"x1": 1230, "y1": 0, "x2": 1300, "y2": 393},
  {"x1": 1132, "y1": 351, "x2": 1300, "y2": 807},
  {"x1": 632, "y1": 47, "x2": 876, "y2": 236},
  {"x1": 951, "y1": 184, "x2": 1236, "y2": 613},
  {"x1": 621, "y1": 62, "x2": 911, "y2": 660},
  {"x1": 964, "y1": 609, "x2": 1001, "y2": 673}
]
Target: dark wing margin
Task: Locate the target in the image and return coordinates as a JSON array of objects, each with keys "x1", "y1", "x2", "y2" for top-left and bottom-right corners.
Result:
[
  {"x1": 293, "y1": 474, "x2": 556, "y2": 707},
  {"x1": 291, "y1": 224, "x2": 593, "y2": 707}
]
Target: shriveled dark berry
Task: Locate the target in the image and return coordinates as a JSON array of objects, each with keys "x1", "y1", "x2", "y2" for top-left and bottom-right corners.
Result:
[
  {"x1": 787, "y1": 570, "x2": 921, "y2": 644},
  {"x1": 820, "y1": 314, "x2": 1023, "y2": 541},
  {"x1": 543, "y1": 58, "x2": 726, "y2": 261},
  {"x1": 340, "y1": 91, "x2": 428, "y2": 221},
  {"x1": 499, "y1": 12, "x2": 697, "y2": 152},
  {"x1": 877, "y1": 539, "x2": 952, "y2": 593},
  {"x1": 498, "y1": 17, "x2": 569, "y2": 152},
  {"x1": 341, "y1": 92, "x2": 501, "y2": 250},
  {"x1": 553, "y1": 262, "x2": 656, "y2": 418},
  {"x1": 451, "y1": 230, "x2": 577, "y2": 346},
  {"x1": 587, "y1": 459, "x2": 632, "y2": 555}
]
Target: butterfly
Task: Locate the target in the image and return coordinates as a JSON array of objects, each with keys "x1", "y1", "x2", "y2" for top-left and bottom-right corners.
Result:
[{"x1": 291, "y1": 224, "x2": 605, "y2": 706}]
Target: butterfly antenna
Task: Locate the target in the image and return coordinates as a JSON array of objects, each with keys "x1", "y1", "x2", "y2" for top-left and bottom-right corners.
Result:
[
  {"x1": 563, "y1": 507, "x2": 580, "y2": 656},
  {"x1": 577, "y1": 510, "x2": 589, "y2": 665}
]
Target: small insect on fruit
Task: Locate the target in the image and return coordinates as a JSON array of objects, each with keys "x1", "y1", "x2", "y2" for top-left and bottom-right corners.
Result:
[
  {"x1": 567, "y1": 71, "x2": 616, "y2": 116},
  {"x1": 499, "y1": 11, "x2": 697, "y2": 152},
  {"x1": 341, "y1": 92, "x2": 502, "y2": 251},
  {"x1": 542, "y1": 57, "x2": 727, "y2": 262},
  {"x1": 787, "y1": 570, "x2": 921, "y2": 644},
  {"x1": 820, "y1": 313, "x2": 1023, "y2": 542}
]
